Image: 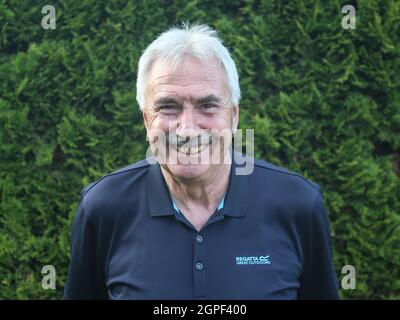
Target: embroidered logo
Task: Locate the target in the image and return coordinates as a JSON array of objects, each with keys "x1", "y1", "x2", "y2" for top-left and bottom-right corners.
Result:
[{"x1": 235, "y1": 255, "x2": 270, "y2": 265}]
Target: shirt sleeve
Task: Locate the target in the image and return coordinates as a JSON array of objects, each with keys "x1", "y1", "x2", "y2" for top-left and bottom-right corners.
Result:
[
  {"x1": 64, "y1": 194, "x2": 108, "y2": 300},
  {"x1": 298, "y1": 189, "x2": 339, "y2": 299}
]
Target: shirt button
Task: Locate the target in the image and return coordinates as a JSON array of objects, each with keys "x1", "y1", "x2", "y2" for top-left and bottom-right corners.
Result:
[
  {"x1": 196, "y1": 235, "x2": 203, "y2": 243},
  {"x1": 195, "y1": 262, "x2": 204, "y2": 271}
]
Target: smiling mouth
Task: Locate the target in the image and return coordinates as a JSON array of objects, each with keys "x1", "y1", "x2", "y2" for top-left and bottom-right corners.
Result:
[
  {"x1": 176, "y1": 143, "x2": 209, "y2": 155},
  {"x1": 164, "y1": 134, "x2": 214, "y2": 155}
]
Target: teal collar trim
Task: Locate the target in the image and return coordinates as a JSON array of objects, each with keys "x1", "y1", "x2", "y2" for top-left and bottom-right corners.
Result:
[{"x1": 172, "y1": 196, "x2": 225, "y2": 213}]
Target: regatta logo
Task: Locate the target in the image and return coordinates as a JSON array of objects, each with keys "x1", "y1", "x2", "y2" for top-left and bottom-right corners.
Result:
[{"x1": 235, "y1": 255, "x2": 270, "y2": 265}]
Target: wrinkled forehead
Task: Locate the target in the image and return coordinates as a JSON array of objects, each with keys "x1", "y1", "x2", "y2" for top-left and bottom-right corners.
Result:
[{"x1": 147, "y1": 56, "x2": 228, "y2": 89}]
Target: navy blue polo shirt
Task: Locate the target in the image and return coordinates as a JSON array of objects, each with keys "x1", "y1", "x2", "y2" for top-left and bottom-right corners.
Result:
[{"x1": 64, "y1": 153, "x2": 339, "y2": 300}]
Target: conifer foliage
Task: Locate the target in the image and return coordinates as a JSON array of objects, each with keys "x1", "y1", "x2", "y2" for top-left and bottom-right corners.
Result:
[{"x1": 0, "y1": 1, "x2": 399, "y2": 299}]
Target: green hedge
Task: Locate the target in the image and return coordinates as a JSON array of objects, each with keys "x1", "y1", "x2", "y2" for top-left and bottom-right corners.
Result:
[{"x1": 0, "y1": 0, "x2": 399, "y2": 299}]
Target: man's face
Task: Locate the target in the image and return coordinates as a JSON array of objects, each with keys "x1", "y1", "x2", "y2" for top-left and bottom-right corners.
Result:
[{"x1": 143, "y1": 57, "x2": 239, "y2": 180}]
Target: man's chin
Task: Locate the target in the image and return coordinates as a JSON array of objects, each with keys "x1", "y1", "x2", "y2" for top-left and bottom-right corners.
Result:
[{"x1": 164, "y1": 162, "x2": 211, "y2": 179}]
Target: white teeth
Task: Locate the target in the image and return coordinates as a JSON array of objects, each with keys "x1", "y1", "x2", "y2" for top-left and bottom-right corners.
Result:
[
  {"x1": 178, "y1": 146, "x2": 190, "y2": 154},
  {"x1": 191, "y1": 146, "x2": 199, "y2": 153},
  {"x1": 177, "y1": 144, "x2": 208, "y2": 154}
]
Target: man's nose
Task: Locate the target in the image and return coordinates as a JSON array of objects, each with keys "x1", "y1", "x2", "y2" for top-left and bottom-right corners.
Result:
[{"x1": 176, "y1": 107, "x2": 198, "y2": 132}]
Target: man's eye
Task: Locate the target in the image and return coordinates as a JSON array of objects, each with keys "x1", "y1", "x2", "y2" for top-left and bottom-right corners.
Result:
[
  {"x1": 158, "y1": 105, "x2": 179, "y2": 112},
  {"x1": 201, "y1": 104, "x2": 216, "y2": 109}
]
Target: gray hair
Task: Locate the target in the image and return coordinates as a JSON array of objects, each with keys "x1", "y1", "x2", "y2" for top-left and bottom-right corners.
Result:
[{"x1": 136, "y1": 22, "x2": 241, "y2": 110}]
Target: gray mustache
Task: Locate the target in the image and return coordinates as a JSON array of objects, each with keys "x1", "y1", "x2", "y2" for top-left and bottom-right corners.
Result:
[{"x1": 167, "y1": 134, "x2": 213, "y2": 148}]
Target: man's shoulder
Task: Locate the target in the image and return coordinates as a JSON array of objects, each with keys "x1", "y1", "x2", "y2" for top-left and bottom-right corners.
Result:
[
  {"x1": 80, "y1": 157, "x2": 153, "y2": 199},
  {"x1": 245, "y1": 156, "x2": 322, "y2": 211},
  {"x1": 252, "y1": 158, "x2": 320, "y2": 192},
  {"x1": 249, "y1": 157, "x2": 324, "y2": 222}
]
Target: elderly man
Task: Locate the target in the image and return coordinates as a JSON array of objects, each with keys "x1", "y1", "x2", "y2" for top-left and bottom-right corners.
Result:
[{"x1": 64, "y1": 23, "x2": 339, "y2": 300}]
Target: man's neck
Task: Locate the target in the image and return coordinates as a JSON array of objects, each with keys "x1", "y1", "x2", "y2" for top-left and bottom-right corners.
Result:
[{"x1": 161, "y1": 164, "x2": 231, "y2": 213}]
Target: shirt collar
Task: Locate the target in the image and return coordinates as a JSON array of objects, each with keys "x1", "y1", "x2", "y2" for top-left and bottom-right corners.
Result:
[
  {"x1": 146, "y1": 151, "x2": 249, "y2": 218},
  {"x1": 171, "y1": 195, "x2": 225, "y2": 214}
]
